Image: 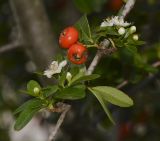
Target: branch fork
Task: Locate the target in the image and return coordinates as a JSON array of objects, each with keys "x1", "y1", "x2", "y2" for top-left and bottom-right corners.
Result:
[{"x1": 48, "y1": 102, "x2": 71, "y2": 141}]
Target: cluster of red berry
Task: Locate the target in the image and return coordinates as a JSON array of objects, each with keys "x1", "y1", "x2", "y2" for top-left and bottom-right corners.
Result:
[{"x1": 59, "y1": 26, "x2": 88, "y2": 65}]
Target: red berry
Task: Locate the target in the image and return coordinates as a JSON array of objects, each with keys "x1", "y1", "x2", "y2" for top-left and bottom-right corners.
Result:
[
  {"x1": 67, "y1": 43, "x2": 87, "y2": 65},
  {"x1": 59, "y1": 26, "x2": 79, "y2": 49},
  {"x1": 109, "y1": 0, "x2": 123, "y2": 11}
]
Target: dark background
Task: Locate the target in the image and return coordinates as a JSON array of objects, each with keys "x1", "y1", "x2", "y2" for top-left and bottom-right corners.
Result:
[{"x1": 0, "y1": 0, "x2": 160, "y2": 141}]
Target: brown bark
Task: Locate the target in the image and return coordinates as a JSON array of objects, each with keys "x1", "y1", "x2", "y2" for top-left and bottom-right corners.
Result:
[{"x1": 11, "y1": 0, "x2": 59, "y2": 70}]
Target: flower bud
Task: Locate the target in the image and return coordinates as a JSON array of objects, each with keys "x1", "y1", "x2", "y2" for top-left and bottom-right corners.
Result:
[
  {"x1": 129, "y1": 26, "x2": 136, "y2": 34},
  {"x1": 133, "y1": 34, "x2": 139, "y2": 41},
  {"x1": 66, "y1": 72, "x2": 72, "y2": 82},
  {"x1": 33, "y1": 87, "x2": 40, "y2": 95},
  {"x1": 118, "y1": 27, "x2": 126, "y2": 35}
]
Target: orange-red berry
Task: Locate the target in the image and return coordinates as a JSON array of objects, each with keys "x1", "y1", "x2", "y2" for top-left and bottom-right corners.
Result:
[
  {"x1": 67, "y1": 43, "x2": 87, "y2": 65},
  {"x1": 59, "y1": 26, "x2": 79, "y2": 49}
]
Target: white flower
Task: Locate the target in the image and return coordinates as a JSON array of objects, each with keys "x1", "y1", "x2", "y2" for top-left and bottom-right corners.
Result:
[
  {"x1": 100, "y1": 16, "x2": 131, "y2": 27},
  {"x1": 118, "y1": 27, "x2": 126, "y2": 35},
  {"x1": 101, "y1": 21, "x2": 113, "y2": 27},
  {"x1": 44, "y1": 60, "x2": 67, "y2": 78}
]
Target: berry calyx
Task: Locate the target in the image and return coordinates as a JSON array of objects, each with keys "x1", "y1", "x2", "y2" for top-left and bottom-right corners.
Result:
[
  {"x1": 67, "y1": 43, "x2": 87, "y2": 65},
  {"x1": 59, "y1": 26, "x2": 79, "y2": 49}
]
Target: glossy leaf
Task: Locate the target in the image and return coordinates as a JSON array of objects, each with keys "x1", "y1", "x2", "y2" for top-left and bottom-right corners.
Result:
[
  {"x1": 59, "y1": 72, "x2": 67, "y2": 87},
  {"x1": 75, "y1": 15, "x2": 92, "y2": 43},
  {"x1": 89, "y1": 86, "x2": 133, "y2": 107},
  {"x1": 27, "y1": 80, "x2": 41, "y2": 96},
  {"x1": 69, "y1": 74, "x2": 100, "y2": 85},
  {"x1": 14, "y1": 107, "x2": 42, "y2": 131},
  {"x1": 14, "y1": 99, "x2": 44, "y2": 115},
  {"x1": 54, "y1": 85, "x2": 86, "y2": 100},
  {"x1": 14, "y1": 99, "x2": 45, "y2": 130},
  {"x1": 42, "y1": 85, "x2": 59, "y2": 97},
  {"x1": 88, "y1": 88, "x2": 115, "y2": 124},
  {"x1": 68, "y1": 67, "x2": 86, "y2": 85}
]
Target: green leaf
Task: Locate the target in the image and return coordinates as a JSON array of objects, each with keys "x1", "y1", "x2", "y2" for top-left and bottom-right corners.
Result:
[
  {"x1": 70, "y1": 74, "x2": 100, "y2": 85},
  {"x1": 54, "y1": 85, "x2": 86, "y2": 100},
  {"x1": 125, "y1": 45, "x2": 138, "y2": 54},
  {"x1": 113, "y1": 38, "x2": 125, "y2": 47},
  {"x1": 128, "y1": 39, "x2": 145, "y2": 46},
  {"x1": 97, "y1": 26, "x2": 119, "y2": 36},
  {"x1": 14, "y1": 106, "x2": 42, "y2": 131},
  {"x1": 42, "y1": 85, "x2": 59, "y2": 97},
  {"x1": 27, "y1": 80, "x2": 41, "y2": 96},
  {"x1": 70, "y1": 66, "x2": 79, "y2": 76},
  {"x1": 14, "y1": 99, "x2": 45, "y2": 130},
  {"x1": 69, "y1": 67, "x2": 86, "y2": 85},
  {"x1": 75, "y1": 15, "x2": 92, "y2": 43},
  {"x1": 14, "y1": 99, "x2": 44, "y2": 115},
  {"x1": 88, "y1": 88, "x2": 115, "y2": 124},
  {"x1": 59, "y1": 72, "x2": 67, "y2": 87},
  {"x1": 89, "y1": 86, "x2": 133, "y2": 107}
]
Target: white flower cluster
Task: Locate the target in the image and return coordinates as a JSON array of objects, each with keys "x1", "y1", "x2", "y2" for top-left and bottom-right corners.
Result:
[
  {"x1": 44, "y1": 60, "x2": 67, "y2": 78},
  {"x1": 100, "y1": 16, "x2": 138, "y2": 40},
  {"x1": 100, "y1": 16, "x2": 131, "y2": 27}
]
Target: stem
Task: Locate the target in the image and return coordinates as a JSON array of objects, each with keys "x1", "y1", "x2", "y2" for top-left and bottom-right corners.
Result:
[
  {"x1": 121, "y1": 0, "x2": 136, "y2": 18},
  {"x1": 86, "y1": 50, "x2": 103, "y2": 75},
  {"x1": 48, "y1": 103, "x2": 71, "y2": 141}
]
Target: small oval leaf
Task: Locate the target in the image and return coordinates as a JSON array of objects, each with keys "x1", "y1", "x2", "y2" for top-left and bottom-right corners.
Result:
[
  {"x1": 89, "y1": 86, "x2": 133, "y2": 107},
  {"x1": 54, "y1": 85, "x2": 86, "y2": 100}
]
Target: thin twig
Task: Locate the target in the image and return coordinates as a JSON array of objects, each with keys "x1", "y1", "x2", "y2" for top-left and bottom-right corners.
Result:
[
  {"x1": 116, "y1": 60, "x2": 160, "y2": 89},
  {"x1": 152, "y1": 61, "x2": 160, "y2": 67},
  {"x1": 116, "y1": 80, "x2": 129, "y2": 89},
  {"x1": 86, "y1": 39, "x2": 110, "y2": 75},
  {"x1": 121, "y1": 0, "x2": 136, "y2": 18},
  {"x1": 48, "y1": 103, "x2": 71, "y2": 141},
  {"x1": 0, "y1": 41, "x2": 21, "y2": 54},
  {"x1": 86, "y1": 50, "x2": 103, "y2": 75}
]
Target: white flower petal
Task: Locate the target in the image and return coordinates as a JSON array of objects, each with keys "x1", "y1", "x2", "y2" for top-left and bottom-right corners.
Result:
[
  {"x1": 44, "y1": 70, "x2": 54, "y2": 78},
  {"x1": 59, "y1": 60, "x2": 67, "y2": 68},
  {"x1": 101, "y1": 16, "x2": 131, "y2": 27},
  {"x1": 50, "y1": 61, "x2": 58, "y2": 70}
]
